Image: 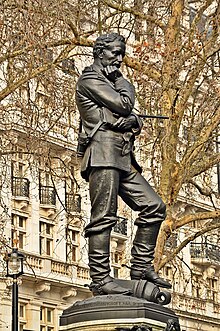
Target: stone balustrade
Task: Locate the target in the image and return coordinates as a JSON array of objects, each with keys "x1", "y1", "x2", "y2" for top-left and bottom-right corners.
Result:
[
  {"x1": 77, "y1": 266, "x2": 90, "y2": 280},
  {"x1": 51, "y1": 260, "x2": 72, "y2": 276}
]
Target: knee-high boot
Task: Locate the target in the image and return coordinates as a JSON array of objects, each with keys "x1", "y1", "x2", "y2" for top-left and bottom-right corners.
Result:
[
  {"x1": 88, "y1": 229, "x2": 132, "y2": 295},
  {"x1": 130, "y1": 223, "x2": 171, "y2": 289}
]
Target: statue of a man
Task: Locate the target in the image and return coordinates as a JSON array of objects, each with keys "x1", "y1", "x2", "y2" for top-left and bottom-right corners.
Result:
[{"x1": 75, "y1": 33, "x2": 171, "y2": 295}]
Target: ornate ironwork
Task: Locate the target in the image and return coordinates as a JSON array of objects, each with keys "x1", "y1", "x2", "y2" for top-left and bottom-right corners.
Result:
[
  {"x1": 12, "y1": 177, "x2": 30, "y2": 197},
  {"x1": 115, "y1": 326, "x2": 152, "y2": 331},
  {"x1": 39, "y1": 185, "x2": 56, "y2": 205},
  {"x1": 190, "y1": 243, "x2": 220, "y2": 263},
  {"x1": 164, "y1": 319, "x2": 181, "y2": 331},
  {"x1": 65, "y1": 193, "x2": 81, "y2": 213},
  {"x1": 113, "y1": 217, "x2": 128, "y2": 236}
]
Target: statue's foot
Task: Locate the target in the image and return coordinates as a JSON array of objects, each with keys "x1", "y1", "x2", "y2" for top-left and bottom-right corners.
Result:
[
  {"x1": 89, "y1": 276, "x2": 132, "y2": 296},
  {"x1": 131, "y1": 266, "x2": 172, "y2": 289}
]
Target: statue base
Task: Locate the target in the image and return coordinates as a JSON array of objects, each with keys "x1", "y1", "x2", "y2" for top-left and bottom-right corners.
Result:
[{"x1": 59, "y1": 294, "x2": 180, "y2": 331}]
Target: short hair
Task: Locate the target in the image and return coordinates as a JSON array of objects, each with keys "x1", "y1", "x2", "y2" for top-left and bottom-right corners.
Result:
[{"x1": 93, "y1": 33, "x2": 126, "y2": 58}]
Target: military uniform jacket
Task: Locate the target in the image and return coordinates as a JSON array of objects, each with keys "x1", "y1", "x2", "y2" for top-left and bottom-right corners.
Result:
[{"x1": 75, "y1": 63, "x2": 142, "y2": 181}]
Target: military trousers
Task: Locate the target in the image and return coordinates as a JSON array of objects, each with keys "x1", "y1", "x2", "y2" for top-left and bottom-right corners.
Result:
[{"x1": 84, "y1": 166, "x2": 166, "y2": 237}]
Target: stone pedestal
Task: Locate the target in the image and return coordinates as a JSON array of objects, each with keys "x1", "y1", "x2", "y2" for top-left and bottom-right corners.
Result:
[{"x1": 59, "y1": 295, "x2": 180, "y2": 331}]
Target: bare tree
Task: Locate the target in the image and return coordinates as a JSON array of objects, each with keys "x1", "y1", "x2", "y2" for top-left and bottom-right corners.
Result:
[{"x1": 0, "y1": 0, "x2": 220, "y2": 272}]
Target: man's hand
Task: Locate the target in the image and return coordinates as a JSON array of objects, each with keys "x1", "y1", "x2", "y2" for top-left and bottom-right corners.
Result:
[
  {"x1": 102, "y1": 65, "x2": 122, "y2": 82},
  {"x1": 111, "y1": 115, "x2": 137, "y2": 131}
]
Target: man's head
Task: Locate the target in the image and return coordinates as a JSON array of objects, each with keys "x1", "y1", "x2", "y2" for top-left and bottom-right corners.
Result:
[{"x1": 93, "y1": 33, "x2": 126, "y2": 69}]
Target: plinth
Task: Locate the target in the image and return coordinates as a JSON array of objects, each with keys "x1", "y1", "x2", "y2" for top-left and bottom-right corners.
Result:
[{"x1": 59, "y1": 295, "x2": 180, "y2": 331}]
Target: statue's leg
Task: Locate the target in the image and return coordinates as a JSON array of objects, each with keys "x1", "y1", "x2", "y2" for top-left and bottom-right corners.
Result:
[
  {"x1": 119, "y1": 168, "x2": 171, "y2": 289},
  {"x1": 88, "y1": 229, "x2": 131, "y2": 295},
  {"x1": 85, "y1": 167, "x2": 120, "y2": 237},
  {"x1": 86, "y1": 167, "x2": 132, "y2": 296},
  {"x1": 88, "y1": 229, "x2": 111, "y2": 282},
  {"x1": 130, "y1": 224, "x2": 171, "y2": 288}
]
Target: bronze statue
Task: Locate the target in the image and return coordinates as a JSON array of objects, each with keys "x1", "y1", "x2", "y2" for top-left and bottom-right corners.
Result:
[{"x1": 75, "y1": 33, "x2": 171, "y2": 296}]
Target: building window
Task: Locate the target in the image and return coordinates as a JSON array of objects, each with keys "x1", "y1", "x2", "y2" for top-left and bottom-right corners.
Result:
[
  {"x1": 19, "y1": 303, "x2": 27, "y2": 331},
  {"x1": 113, "y1": 217, "x2": 127, "y2": 236},
  {"x1": 164, "y1": 265, "x2": 173, "y2": 281},
  {"x1": 11, "y1": 151, "x2": 30, "y2": 198},
  {"x1": 39, "y1": 185, "x2": 56, "y2": 205},
  {"x1": 207, "y1": 278, "x2": 218, "y2": 302},
  {"x1": 65, "y1": 193, "x2": 81, "y2": 213},
  {"x1": 66, "y1": 228, "x2": 79, "y2": 263},
  {"x1": 65, "y1": 167, "x2": 81, "y2": 213},
  {"x1": 189, "y1": 6, "x2": 212, "y2": 38},
  {"x1": 11, "y1": 214, "x2": 27, "y2": 249},
  {"x1": 40, "y1": 306, "x2": 55, "y2": 331},
  {"x1": 40, "y1": 221, "x2": 54, "y2": 256},
  {"x1": 111, "y1": 251, "x2": 122, "y2": 279},
  {"x1": 11, "y1": 147, "x2": 27, "y2": 176},
  {"x1": 192, "y1": 274, "x2": 202, "y2": 298},
  {"x1": 39, "y1": 171, "x2": 56, "y2": 205}
]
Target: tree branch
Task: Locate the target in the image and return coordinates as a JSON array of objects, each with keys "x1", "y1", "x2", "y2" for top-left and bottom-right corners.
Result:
[
  {"x1": 0, "y1": 37, "x2": 93, "y2": 65},
  {"x1": 158, "y1": 220, "x2": 220, "y2": 269},
  {"x1": 0, "y1": 41, "x2": 90, "y2": 101},
  {"x1": 155, "y1": 208, "x2": 220, "y2": 270},
  {"x1": 187, "y1": 152, "x2": 220, "y2": 179},
  {"x1": 102, "y1": 0, "x2": 166, "y2": 31},
  {"x1": 188, "y1": 179, "x2": 217, "y2": 197},
  {"x1": 176, "y1": 210, "x2": 220, "y2": 229},
  {"x1": 181, "y1": 108, "x2": 220, "y2": 175},
  {"x1": 123, "y1": 55, "x2": 161, "y2": 83}
]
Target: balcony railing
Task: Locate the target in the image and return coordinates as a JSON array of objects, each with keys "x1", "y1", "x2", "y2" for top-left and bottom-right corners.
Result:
[
  {"x1": 190, "y1": 243, "x2": 220, "y2": 264},
  {"x1": 39, "y1": 185, "x2": 56, "y2": 205},
  {"x1": 12, "y1": 176, "x2": 30, "y2": 197},
  {"x1": 113, "y1": 217, "x2": 128, "y2": 236},
  {"x1": 51, "y1": 260, "x2": 71, "y2": 276},
  {"x1": 25, "y1": 254, "x2": 43, "y2": 270},
  {"x1": 65, "y1": 193, "x2": 81, "y2": 213},
  {"x1": 77, "y1": 266, "x2": 90, "y2": 280}
]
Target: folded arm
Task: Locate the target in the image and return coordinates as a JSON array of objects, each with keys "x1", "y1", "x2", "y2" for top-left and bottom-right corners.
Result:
[
  {"x1": 111, "y1": 112, "x2": 143, "y2": 134},
  {"x1": 77, "y1": 73, "x2": 135, "y2": 117}
]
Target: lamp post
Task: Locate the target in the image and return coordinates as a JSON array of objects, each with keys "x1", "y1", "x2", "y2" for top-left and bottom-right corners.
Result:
[{"x1": 5, "y1": 248, "x2": 25, "y2": 331}]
